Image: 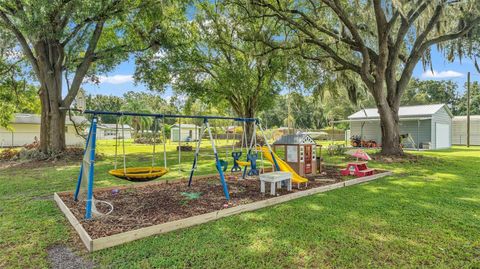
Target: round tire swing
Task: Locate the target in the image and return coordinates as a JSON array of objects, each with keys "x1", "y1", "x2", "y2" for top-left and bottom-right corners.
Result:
[{"x1": 109, "y1": 115, "x2": 168, "y2": 182}]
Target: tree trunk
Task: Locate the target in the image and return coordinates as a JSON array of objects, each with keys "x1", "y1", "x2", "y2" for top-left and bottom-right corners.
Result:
[
  {"x1": 49, "y1": 109, "x2": 67, "y2": 152},
  {"x1": 243, "y1": 105, "x2": 256, "y2": 147},
  {"x1": 370, "y1": 71, "x2": 404, "y2": 156},
  {"x1": 377, "y1": 104, "x2": 403, "y2": 155},
  {"x1": 39, "y1": 87, "x2": 49, "y2": 153},
  {"x1": 35, "y1": 40, "x2": 67, "y2": 153}
]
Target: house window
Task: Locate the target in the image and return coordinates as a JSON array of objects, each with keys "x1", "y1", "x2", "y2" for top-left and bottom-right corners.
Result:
[{"x1": 104, "y1": 130, "x2": 116, "y2": 136}]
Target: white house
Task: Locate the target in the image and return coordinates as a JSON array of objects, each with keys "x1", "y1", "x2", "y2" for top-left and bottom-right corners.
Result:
[
  {"x1": 347, "y1": 104, "x2": 453, "y2": 150},
  {"x1": 0, "y1": 113, "x2": 87, "y2": 147},
  {"x1": 170, "y1": 124, "x2": 200, "y2": 142},
  {"x1": 452, "y1": 115, "x2": 480, "y2": 145},
  {"x1": 96, "y1": 123, "x2": 133, "y2": 140}
]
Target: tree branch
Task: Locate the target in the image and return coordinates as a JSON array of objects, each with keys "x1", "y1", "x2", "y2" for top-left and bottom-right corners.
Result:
[
  {"x1": 420, "y1": 16, "x2": 480, "y2": 49},
  {"x1": 252, "y1": 0, "x2": 372, "y2": 80},
  {"x1": 320, "y1": 0, "x2": 373, "y2": 83},
  {"x1": 396, "y1": 5, "x2": 480, "y2": 103},
  {"x1": 386, "y1": 1, "x2": 430, "y2": 105},
  {"x1": 0, "y1": 58, "x2": 22, "y2": 76},
  {"x1": 0, "y1": 10, "x2": 40, "y2": 78},
  {"x1": 63, "y1": 21, "x2": 105, "y2": 107}
]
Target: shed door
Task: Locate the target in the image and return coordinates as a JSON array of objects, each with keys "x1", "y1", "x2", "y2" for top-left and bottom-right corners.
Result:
[
  {"x1": 304, "y1": 145, "x2": 312, "y2": 174},
  {"x1": 436, "y1": 123, "x2": 450, "y2": 149}
]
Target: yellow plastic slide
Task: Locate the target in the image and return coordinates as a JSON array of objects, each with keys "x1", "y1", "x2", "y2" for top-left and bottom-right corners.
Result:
[{"x1": 259, "y1": 146, "x2": 308, "y2": 184}]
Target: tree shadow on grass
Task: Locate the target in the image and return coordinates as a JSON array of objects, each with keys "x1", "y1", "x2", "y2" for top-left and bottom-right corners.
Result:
[
  {"x1": 3, "y1": 147, "x2": 479, "y2": 268},
  {"x1": 89, "y1": 154, "x2": 480, "y2": 268}
]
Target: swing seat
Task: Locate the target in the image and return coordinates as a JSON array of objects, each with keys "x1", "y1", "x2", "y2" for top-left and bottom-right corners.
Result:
[
  {"x1": 236, "y1": 161, "x2": 251, "y2": 167},
  {"x1": 219, "y1": 160, "x2": 228, "y2": 172},
  {"x1": 108, "y1": 167, "x2": 168, "y2": 181}
]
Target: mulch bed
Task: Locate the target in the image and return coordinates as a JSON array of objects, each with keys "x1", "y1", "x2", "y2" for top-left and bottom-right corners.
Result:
[{"x1": 59, "y1": 166, "x2": 383, "y2": 239}]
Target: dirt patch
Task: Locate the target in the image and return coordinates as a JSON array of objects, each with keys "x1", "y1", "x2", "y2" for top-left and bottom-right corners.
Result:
[
  {"x1": 47, "y1": 245, "x2": 94, "y2": 269},
  {"x1": 0, "y1": 147, "x2": 103, "y2": 170},
  {"x1": 369, "y1": 152, "x2": 441, "y2": 164},
  {"x1": 0, "y1": 159, "x2": 77, "y2": 170},
  {"x1": 59, "y1": 166, "x2": 385, "y2": 239}
]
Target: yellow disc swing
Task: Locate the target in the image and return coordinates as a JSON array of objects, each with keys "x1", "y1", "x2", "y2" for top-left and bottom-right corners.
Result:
[{"x1": 109, "y1": 115, "x2": 168, "y2": 181}]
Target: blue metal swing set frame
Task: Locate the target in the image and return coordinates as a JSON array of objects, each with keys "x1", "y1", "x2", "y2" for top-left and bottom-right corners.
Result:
[{"x1": 74, "y1": 110, "x2": 280, "y2": 220}]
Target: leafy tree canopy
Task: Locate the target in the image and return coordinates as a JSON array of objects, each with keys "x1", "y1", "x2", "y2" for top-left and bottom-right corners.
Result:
[
  {"x1": 456, "y1": 81, "x2": 480, "y2": 115},
  {"x1": 135, "y1": 0, "x2": 289, "y2": 122},
  {"x1": 0, "y1": 26, "x2": 39, "y2": 128},
  {"x1": 401, "y1": 79, "x2": 458, "y2": 108}
]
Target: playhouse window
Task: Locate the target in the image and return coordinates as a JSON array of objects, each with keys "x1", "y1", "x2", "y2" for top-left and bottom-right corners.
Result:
[{"x1": 286, "y1": 145, "x2": 297, "y2": 162}]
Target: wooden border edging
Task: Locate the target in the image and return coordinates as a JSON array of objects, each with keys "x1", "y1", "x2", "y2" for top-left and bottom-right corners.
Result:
[
  {"x1": 56, "y1": 171, "x2": 392, "y2": 252},
  {"x1": 54, "y1": 193, "x2": 93, "y2": 251}
]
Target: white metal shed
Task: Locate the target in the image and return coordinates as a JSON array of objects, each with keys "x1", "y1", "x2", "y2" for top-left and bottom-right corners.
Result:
[
  {"x1": 347, "y1": 104, "x2": 453, "y2": 150},
  {"x1": 170, "y1": 124, "x2": 200, "y2": 142}
]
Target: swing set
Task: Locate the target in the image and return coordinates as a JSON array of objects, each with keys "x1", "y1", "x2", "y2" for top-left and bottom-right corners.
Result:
[
  {"x1": 108, "y1": 115, "x2": 168, "y2": 181},
  {"x1": 74, "y1": 110, "x2": 280, "y2": 219}
]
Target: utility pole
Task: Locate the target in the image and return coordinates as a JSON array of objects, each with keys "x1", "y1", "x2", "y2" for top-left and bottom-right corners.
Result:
[
  {"x1": 467, "y1": 72, "x2": 471, "y2": 148},
  {"x1": 287, "y1": 88, "x2": 292, "y2": 134}
]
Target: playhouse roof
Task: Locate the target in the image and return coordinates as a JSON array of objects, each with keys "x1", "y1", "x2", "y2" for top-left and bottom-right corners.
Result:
[{"x1": 273, "y1": 134, "x2": 316, "y2": 145}]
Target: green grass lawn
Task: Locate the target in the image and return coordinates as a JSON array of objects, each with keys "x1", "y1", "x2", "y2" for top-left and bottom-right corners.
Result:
[{"x1": 1, "y1": 142, "x2": 479, "y2": 268}]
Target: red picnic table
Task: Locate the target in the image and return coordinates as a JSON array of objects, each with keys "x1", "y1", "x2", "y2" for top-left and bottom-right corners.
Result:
[{"x1": 341, "y1": 161, "x2": 374, "y2": 177}]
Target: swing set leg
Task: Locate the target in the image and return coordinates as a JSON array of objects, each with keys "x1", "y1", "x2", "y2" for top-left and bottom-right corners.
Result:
[
  {"x1": 216, "y1": 156, "x2": 230, "y2": 200},
  {"x1": 205, "y1": 119, "x2": 230, "y2": 200},
  {"x1": 74, "y1": 116, "x2": 96, "y2": 201},
  {"x1": 188, "y1": 123, "x2": 206, "y2": 187},
  {"x1": 85, "y1": 118, "x2": 98, "y2": 220}
]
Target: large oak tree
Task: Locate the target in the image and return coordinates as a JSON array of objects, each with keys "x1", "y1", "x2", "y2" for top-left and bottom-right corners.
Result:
[
  {"x1": 251, "y1": 0, "x2": 480, "y2": 154},
  {"x1": 0, "y1": 0, "x2": 184, "y2": 153}
]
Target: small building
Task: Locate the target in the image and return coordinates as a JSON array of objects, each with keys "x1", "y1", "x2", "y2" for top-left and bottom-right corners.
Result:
[
  {"x1": 347, "y1": 104, "x2": 453, "y2": 150},
  {"x1": 297, "y1": 131, "x2": 329, "y2": 140},
  {"x1": 0, "y1": 113, "x2": 87, "y2": 147},
  {"x1": 272, "y1": 134, "x2": 317, "y2": 177},
  {"x1": 452, "y1": 115, "x2": 480, "y2": 145},
  {"x1": 225, "y1": 126, "x2": 236, "y2": 134},
  {"x1": 170, "y1": 124, "x2": 200, "y2": 142},
  {"x1": 96, "y1": 123, "x2": 133, "y2": 140}
]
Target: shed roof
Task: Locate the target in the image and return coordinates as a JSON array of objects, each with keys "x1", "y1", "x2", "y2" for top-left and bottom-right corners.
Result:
[
  {"x1": 348, "y1": 104, "x2": 452, "y2": 119},
  {"x1": 98, "y1": 123, "x2": 133, "y2": 130},
  {"x1": 273, "y1": 134, "x2": 316, "y2": 145},
  {"x1": 12, "y1": 113, "x2": 87, "y2": 125},
  {"x1": 171, "y1": 124, "x2": 199, "y2": 128}
]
